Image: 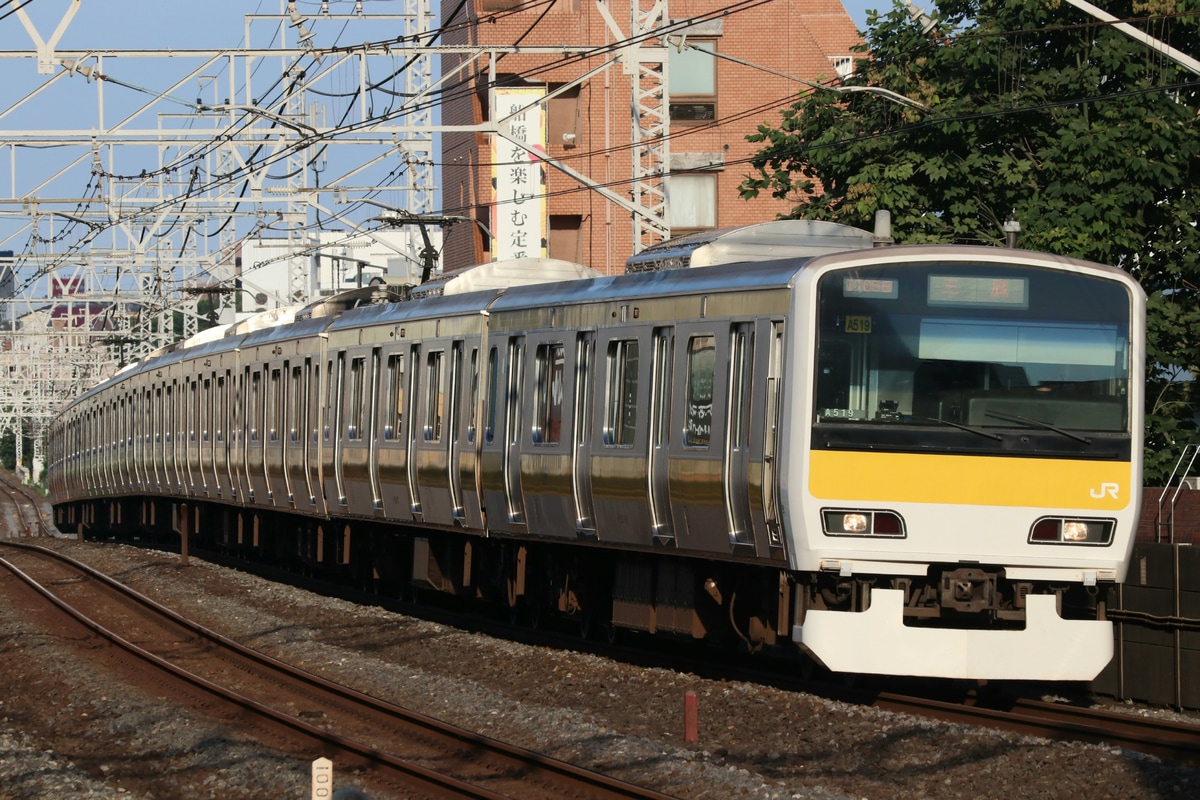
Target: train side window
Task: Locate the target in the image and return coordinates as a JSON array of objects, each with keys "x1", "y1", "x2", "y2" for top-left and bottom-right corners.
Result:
[
  {"x1": 425, "y1": 350, "x2": 444, "y2": 442},
  {"x1": 384, "y1": 353, "x2": 404, "y2": 440},
  {"x1": 326, "y1": 356, "x2": 342, "y2": 441},
  {"x1": 268, "y1": 368, "x2": 282, "y2": 442},
  {"x1": 467, "y1": 348, "x2": 479, "y2": 443},
  {"x1": 685, "y1": 335, "x2": 715, "y2": 447},
  {"x1": 249, "y1": 372, "x2": 261, "y2": 442},
  {"x1": 484, "y1": 347, "x2": 498, "y2": 445},
  {"x1": 216, "y1": 376, "x2": 226, "y2": 442},
  {"x1": 310, "y1": 362, "x2": 321, "y2": 443},
  {"x1": 348, "y1": 356, "x2": 366, "y2": 440},
  {"x1": 604, "y1": 338, "x2": 639, "y2": 446},
  {"x1": 201, "y1": 379, "x2": 211, "y2": 442},
  {"x1": 533, "y1": 343, "x2": 565, "y2": 444},
  {"x1": 188, "y1": 380, "x2": 197, "y2": 442},
  {"x1": 289, "y1": 365, "x2": 303, "y2": 442},
  {"x1": 165, "y1": 384, "x2": 174, "y2": 444}
]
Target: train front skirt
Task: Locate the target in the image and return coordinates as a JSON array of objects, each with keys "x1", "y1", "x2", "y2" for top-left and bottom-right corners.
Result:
[{"x1": 795, "y1": 590, "x2": 1113, "y2": 680}]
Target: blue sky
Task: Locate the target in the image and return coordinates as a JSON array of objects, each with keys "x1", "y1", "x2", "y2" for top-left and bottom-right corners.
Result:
[
  {"x1": 841, "y1": 0, "x2": 881, "y2": 31},
  {"x1": 6, "y1": 1, "x2": 886, "y2": 52}
]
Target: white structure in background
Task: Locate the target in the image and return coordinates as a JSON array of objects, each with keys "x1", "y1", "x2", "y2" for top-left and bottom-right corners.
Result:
[{"x1": 230, "y1": 228, "x2": 441, "y2": 321}]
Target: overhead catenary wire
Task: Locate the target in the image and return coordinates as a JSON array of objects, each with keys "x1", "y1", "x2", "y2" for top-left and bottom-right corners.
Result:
[{"x1": 14, "y1": 2, "x2": 1199, "y2": 292}]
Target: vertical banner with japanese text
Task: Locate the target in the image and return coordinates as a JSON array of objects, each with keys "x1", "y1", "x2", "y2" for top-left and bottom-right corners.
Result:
[{"x1": 492, "y1": 87, "x2": 548, "y2": 261}]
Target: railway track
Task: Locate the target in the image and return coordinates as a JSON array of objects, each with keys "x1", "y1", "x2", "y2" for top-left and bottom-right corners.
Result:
[
  {"x1": 0, "y1": 538, "x2": 678, "y2": 800},
  {"x1": 4, "y1": 472, "x2": 1197, "y2": 794},
  {"x1": 869, "y1": 691, "x2": 1200, "y2": 766},
  {"x1": 0, "y1": 469, "x2": 49, "y2": 537},
  {"x1": 176, "y1": 532, "x2": 1200, "y2": 768}
]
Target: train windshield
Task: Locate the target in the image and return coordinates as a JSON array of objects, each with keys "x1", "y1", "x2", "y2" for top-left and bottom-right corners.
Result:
[{"x1": 813, "y1": 262, "x2": 1133, "y2": 441}]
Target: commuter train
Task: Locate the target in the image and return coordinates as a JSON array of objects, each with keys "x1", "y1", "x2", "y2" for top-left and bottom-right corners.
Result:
[{"x1": 47, "y1": 220, "x2": 1146, "y2": 681}]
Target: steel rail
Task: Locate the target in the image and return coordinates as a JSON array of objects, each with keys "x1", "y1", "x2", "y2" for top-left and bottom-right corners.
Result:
[{"x1": 0, "y1": 540, "x2": 680, "y2": 800}]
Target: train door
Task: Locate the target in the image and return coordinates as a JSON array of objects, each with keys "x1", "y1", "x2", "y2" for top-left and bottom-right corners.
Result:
[
  {"x1": 185, "y1": 378, "x2": 197, "y2": 494},
  {"x1": 129, "y1": 391, "x2": 139, "y2": 492},
  {"x1": 201, "y1": 376, "x2": 213, "y2": 496},
  {"x1": 447, "y1": 341, "x2": 465, "y2": 522},
  {"x1": 232, "y1": 367, "x2": 247, "y2": 503},
  {"x1": 667, "y1": 326, "x2": 726, "y2": 552},
  {"x1": 457, "y1": 345, "x2": 485, "y2": 530},
  {"x1": 266, "y1": 364, "x2": 286, "y2": 504},
  {"x1": 367, "y1": 348, "x2": 383, "y2": 511},
  {"x1": 479, "y1": 344, "x2": 504, "y2": 529},
  {"x1": 130, "y1": 391, "x2": 140, "y2": 491},
  {"x1": 572, "y1": 332, "x2": 596, "y2": 536},
  {"x1": 376, "y1": 348, "x2": 414, "y2": 521},
  {"x1": 301, "y1": 358, "x2": 319, "y2": 508},
  {"x1": 215, "y1": 372, "x2": 230, "y2": 499},
  {"x1": 758, "y1": 321, "x2": 787, "y2": 551},
  {"x1": 338, "y1": 350, "x2": 376, "y2": 515},
  {"x1": 283, "y1": 363, "x2": 303, "y2": 505},
  {"x1": 152, "y1": 386, "x2": 162, "y2": 492},
  {"x1": 521, "y1": 337, "x2": 576, "y2": 536},
  {"x1": 328, "y1": 351, "x2": 346, "y2": 507},
  {"x1": 167, "y1": 381, "x2": 180, "y2": 493},
  {"x1": 648, "y1": 327, "x2": 674, "y2": 541},
  {"x1": 503, "y1": 336, "x2": 526, "y2": 526},
  {"x1": 414, "y1": 342, "x2": 454, "y2": 525},
  {"x1": 117, "y1": 396, "x2": 127, "y2": 492},
  {"x1": 405, "y1": 343, "x2": 422, "y2": 517},
  {"x1": 246, "y1": 368, "x2": 264, "y2": 503},
  {"x1": 724, "y1": 323, "x2": 754, "y2": 546},
  {"x1": 590, "y1": 331, "x2": 653, "y2": 545},
  {"x1": 134, "y1": 388, "x2": 147, "y2": 491}
]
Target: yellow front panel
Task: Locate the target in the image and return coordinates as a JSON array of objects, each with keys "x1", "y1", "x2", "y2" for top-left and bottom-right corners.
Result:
[{"x1": 809, "y1": 450, "x2": 1132, "y2": 511}]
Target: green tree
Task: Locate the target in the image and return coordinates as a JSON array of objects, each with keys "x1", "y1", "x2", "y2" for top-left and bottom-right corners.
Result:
[{"x1": 740, "y1": 0, "x2": 1200, "y2": 482}]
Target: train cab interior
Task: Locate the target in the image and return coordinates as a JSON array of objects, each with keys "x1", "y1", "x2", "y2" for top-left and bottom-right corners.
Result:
[{"x1": 812, "y1": 269, "x2": 1132, "y2": 438}]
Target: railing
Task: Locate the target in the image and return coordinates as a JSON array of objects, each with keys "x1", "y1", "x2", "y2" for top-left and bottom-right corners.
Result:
[{"x1": 1155, "y1": 443, "x2": 1199, "y2": 544}]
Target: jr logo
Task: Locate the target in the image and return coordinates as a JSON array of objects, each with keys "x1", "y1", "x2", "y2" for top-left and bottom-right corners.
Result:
[{"x1": 1089, "y1": 482, "x2": 1120, "y2": 500}]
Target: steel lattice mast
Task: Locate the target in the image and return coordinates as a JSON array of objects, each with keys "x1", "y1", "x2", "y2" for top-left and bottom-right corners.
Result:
[{"x1": 0, "y1": 1, "x2": 438, "y2": 481}]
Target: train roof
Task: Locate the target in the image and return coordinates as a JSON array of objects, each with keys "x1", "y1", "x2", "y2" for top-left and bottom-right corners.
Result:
[
  {"x1": 623, "y1": 219, "x2": 878, "y2": 273},
  {"x1": 409, "y1": 257, "x2": 604, "y2": 299},
  {"x1": 489, "y1": 256, "x2": 810, "y2": 313}
]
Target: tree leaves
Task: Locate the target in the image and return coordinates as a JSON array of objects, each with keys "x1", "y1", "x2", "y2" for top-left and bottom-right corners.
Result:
[{"x1": 740, "y1": 0, "x2": 1200, "y2": 481}]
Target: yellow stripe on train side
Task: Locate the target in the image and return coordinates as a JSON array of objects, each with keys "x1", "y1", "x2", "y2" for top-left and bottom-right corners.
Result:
[{"x1": 808, "y1": 450, "x2": 1132, "y2": 510}]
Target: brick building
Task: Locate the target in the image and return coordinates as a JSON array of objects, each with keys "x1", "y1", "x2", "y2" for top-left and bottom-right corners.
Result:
[{"x1": 439, "y1": 0, "x2": 861, "y2": 274}]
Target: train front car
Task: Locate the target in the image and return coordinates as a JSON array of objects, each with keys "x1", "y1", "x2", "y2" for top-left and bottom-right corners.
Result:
[{"x1": 788, "y1": 246, "x2": 1145, "y2": 680}]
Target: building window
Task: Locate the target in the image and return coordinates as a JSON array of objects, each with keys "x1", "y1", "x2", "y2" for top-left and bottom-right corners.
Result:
[
  {"x1": 831, "y1": 56, "x2": 854, "y2": 80},
  {"x1": 667, "y1": 173, "x2": 717, "y2": 233},
  {"x1": 549, "y1": 214, "x2": 583, "y2": 262},
  {"x1": 669, "y1": 40, "x2": 716, "y2": 122}
]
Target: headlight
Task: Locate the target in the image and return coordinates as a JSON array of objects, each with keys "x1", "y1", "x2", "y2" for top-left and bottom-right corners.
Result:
[
  {"x1": 843, "y1": 513, "x2": 869, "y2": 533},
  {"x1": 822, "y1": 509, "x2": 906, "y2": 538},
  {"x1": 1029, "y1": 517, "x2": 1115, "y2": 545}
]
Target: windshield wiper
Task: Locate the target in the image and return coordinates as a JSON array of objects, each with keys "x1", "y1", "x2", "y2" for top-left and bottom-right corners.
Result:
[
  {"x1": 913, "y1": 415, "x2": 1003, "y2": 442},
  {"x1": 984, "y1": 409, "x2": 1092, "y2": 445}
]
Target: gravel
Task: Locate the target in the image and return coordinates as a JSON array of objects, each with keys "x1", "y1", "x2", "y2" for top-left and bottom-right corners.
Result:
[{"x1": 1, "y1": 533, "x2": 1197, "y2": 800}]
